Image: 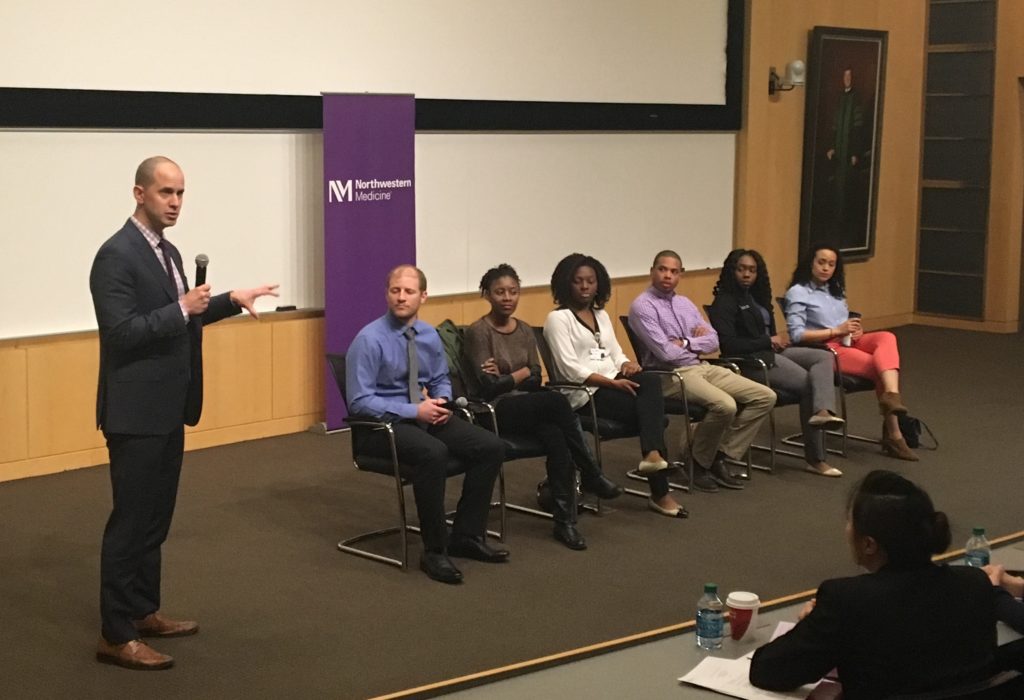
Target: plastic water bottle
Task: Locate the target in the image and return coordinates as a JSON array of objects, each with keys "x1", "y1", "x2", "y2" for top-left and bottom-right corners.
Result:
[
  {"x1": 965, "y1": 527, "x2": 991, "y2": 567},
  {"x1": 696, "y1": 583, "x2": 724, "y2": 650}
]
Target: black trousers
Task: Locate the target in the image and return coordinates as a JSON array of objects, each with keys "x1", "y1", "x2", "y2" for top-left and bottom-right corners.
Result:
[
  {"x1": 591, "y1": 372, "x2": 670, "y2": 499},
  {"x1": 493, "y1": 390, "x2": 598, "y2": 494},
  {"x1": 359, "y1": 417, "x2": 504, "y2": 551},
  {"x1": 100, "y1": 427, "x2": 184, "y2": 644}
]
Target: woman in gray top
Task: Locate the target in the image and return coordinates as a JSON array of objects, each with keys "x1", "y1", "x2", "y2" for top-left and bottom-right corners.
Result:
[{"x1": 464, "y1": 264, "x2": 622, "y2": 551}]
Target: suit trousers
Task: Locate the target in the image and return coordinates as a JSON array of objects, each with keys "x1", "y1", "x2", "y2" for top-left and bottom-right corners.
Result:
[
  {"x1": 763, "y1": 347, "x2": 837, "y2": 463},
  {"x1": 359, "y1": 417, "x2": 504, "y2": 551},
  {"x1": 666, "y1": 363, "x2": 776, "y2": 467},
  {"x1": 100, "y1": 427, "x2": 185, "y2": 644}
]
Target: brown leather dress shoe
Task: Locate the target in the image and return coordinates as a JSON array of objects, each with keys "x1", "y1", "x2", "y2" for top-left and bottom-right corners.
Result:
[
  {"x1": 878, "y1": 391, "x2": 908, "y2": 416},
  {"x1": 133, "y1": 612, "x2": 199, "y2": 638},
  {"x1": 96, "y1": 638, "x2": 174, "y2": 670}
]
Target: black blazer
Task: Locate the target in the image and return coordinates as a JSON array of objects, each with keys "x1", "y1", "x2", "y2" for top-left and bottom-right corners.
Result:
[
  {"x1": 90, "y1": 220, "x2": 239, "y2": 434},
  {"x1": 707, "y1": 290, "x2": 777, "y2": 368},
  {"x1": 749, "y1": 564, "x2": 998, "y2": 699}
]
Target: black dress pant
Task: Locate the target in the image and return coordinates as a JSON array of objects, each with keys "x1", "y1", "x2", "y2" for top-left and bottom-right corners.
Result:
[
  {"x1": 493, "y1": 390, "x2": 597, "y2": 498},
  {"x1": 100, "y1": 427, "x2": 184, "y2": 644},
  {"x1": 591, "y1": 372, "x2": 670, "y2": 499},
  {"x1": 359, "y1": 417, "x2": 504, "y2": 551}
]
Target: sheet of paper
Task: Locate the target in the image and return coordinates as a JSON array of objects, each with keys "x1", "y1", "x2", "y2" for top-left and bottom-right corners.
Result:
[{"x1": 678, "y1": 656, "x2": 819, "y2": 700}]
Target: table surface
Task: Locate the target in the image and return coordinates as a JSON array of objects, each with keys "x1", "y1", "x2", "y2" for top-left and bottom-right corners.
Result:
[{"x1": 442, "y1": 541, "x2": 1024, "y2": 700}]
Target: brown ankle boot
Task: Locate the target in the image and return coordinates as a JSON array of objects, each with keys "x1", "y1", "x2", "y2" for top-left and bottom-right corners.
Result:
[
  {"x1": 881, "y1": 430, "x2": 919, "y2": 461},
  {"x1": 879, "y1": 391, "x2": 908, "y2": 416}
]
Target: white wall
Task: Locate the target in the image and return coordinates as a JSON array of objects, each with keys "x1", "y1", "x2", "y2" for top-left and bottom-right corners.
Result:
[
  {"x1": 0, "y1": 1, "x2": 737, "y2": 338},
  {"x1": 0, "y1": 0, "x2": 727, "y2": 105}
]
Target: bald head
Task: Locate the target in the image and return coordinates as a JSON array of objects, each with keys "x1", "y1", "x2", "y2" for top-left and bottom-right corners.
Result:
[{"x1": 135, "y1": 156, "x2": 180, "y2": 187}]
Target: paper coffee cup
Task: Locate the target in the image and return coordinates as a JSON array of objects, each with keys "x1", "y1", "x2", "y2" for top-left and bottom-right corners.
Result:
[{"x1": 726, "y1": 591, "x2": 760, "y2": 641}]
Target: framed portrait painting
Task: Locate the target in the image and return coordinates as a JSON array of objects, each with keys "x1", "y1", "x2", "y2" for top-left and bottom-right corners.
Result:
[{"x1": 798, "y1": 27, "x2": 888, "y2": 260}]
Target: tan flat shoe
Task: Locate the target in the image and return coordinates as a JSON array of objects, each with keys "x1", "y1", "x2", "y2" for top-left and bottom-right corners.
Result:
[{"x1": 804, "y1": 463, "x2": 843, "y2": 478}]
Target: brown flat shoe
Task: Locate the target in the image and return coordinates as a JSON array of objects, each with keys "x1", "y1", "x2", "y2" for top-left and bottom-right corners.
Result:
[
  {"x1": 96, "y1": 638, "x2": 174, "y2": 670},
  {"x1": 133, "y1": 612, "x2": 199, "y2": 638},
  {"x1": 881, "y1": 434, "x2": 919, "y2": 461}
]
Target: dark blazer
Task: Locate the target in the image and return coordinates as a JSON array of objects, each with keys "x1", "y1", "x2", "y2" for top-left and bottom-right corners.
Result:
[
  {"x1": 89, "y1": 219, "x2": 239, "y2": 435},
  {"x1": 749, "y1": 564, "x2": 998, "y2": 699},
  {"x1": 707, "y1": 290, "x2": 777, "y2": 368}
]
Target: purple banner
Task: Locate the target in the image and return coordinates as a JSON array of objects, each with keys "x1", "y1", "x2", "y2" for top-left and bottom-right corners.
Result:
[{"x1": 323, "y1": 93, "x2": 416, "y2": 429}]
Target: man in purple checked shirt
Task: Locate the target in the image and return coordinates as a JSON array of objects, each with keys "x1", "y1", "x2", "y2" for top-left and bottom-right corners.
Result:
[{"x1": 628, "y1": 251, "x2": 775, "y2": 493}]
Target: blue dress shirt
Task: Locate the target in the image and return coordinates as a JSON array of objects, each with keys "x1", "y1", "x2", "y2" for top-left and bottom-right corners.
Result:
[
  {"x1": 345, "y1": 313, "x2": 452, "y2": 421},
  {"x1": 784, "y1": 282, "x2": 850, "y2": 343}
]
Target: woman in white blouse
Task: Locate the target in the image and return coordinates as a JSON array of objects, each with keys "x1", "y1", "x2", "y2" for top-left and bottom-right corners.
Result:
[{"x1": 543, "y1": 253, "x2": 684, "y2": 518}]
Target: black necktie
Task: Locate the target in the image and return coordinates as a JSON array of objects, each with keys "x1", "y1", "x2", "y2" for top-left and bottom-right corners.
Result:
[
  {"x1": 157, "y1": 239, "x2": 175, "y2": 283},
  {"x1": 404, "y1": 327, "x2": 420, "y2": 403}
]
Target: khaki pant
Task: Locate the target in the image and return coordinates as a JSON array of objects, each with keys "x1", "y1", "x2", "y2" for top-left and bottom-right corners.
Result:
[{"x1": 663, "y1": 363, "x2": 776, "y2": 467}]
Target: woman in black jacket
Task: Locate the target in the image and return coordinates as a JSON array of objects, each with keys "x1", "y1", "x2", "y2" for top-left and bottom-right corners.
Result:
[
  {"x1": 707, "y1": 249, "x2": 843, "y2": 477},
  {"x1": 750, "y1": 470, "x2": 1000, "y2": 699}
]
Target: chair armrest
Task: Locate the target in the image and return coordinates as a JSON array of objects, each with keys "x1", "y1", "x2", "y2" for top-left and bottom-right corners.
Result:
[{"x1": 704, "y1": 358, "x2": 741, "y2": 373}]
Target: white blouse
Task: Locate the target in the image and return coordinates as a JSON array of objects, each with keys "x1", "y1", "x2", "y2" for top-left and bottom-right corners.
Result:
[{"x1": 542, "y1": 308, "x2": 631, "y2": 409}]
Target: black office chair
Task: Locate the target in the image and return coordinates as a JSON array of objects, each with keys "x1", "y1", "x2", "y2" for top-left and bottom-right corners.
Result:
[
  {"x1": 888, "y1": 670, "x2": 1023, "y2": 699},
  {"x1": 775, "y1": 296, "x2": 878, "y2": 458},
  {"x1": 326, "y1": 352, "x2": 504, "y2": 570},
  {"x1": 533, "y1": 324, "x2": 693, "y2": 498},
  {"x1": 701, "y1": 303, "x2": 804, "y2": 473}
]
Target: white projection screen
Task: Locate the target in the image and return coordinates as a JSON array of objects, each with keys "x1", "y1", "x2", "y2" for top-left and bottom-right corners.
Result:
[{"x1": 0, "y1": 0, "x2": 739, "y2": 338}]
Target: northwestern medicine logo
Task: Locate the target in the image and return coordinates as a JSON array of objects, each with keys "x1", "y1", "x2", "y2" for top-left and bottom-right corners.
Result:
[{"x1": 327, "y1": 177, "x2": 413, "y2": 203}]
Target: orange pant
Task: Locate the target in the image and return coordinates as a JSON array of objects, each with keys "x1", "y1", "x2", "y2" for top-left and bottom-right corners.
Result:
[{"x1": 827, "y1": 331, "x2": 901, "y2": 395}]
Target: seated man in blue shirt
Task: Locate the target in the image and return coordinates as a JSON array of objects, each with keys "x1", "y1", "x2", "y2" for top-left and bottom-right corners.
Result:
[{"x1": 346, "y1": 264, "x2": 508, "y2": 584}]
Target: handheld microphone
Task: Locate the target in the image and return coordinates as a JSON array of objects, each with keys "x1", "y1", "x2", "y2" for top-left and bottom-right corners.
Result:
[
  {"x1": 194, "y1": 254, "x2": 209, "y2": 286},
  {"x1": 440, "y1": 397, "x2": 468, "y2": 412}
]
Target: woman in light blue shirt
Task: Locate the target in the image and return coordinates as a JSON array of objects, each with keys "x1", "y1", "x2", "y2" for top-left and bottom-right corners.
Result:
[{"x1": 783, "y1": 245, "x2": 917, "y2": 461}]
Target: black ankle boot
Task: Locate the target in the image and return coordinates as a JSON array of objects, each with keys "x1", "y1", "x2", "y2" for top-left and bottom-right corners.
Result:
[
  {"x1": 553, "y1": 521, "x2": 587, "y2": 550},
  {"x1": 580, "y1": 472, "x2": 623, "y2": 500}
]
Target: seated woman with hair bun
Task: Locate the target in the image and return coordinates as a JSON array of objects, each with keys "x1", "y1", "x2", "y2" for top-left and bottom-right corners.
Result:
[
  {"x1": 750, "y1": 470, "x2": 1000, "y2": 699},
  {"x1": 464, "y1": 263, "x2": 623, "y2": 551}
]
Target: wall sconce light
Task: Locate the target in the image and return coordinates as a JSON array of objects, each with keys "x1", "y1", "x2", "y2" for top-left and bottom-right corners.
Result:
[{"x1": 768, "y1": 60, "x2": 806, "y2": 96}]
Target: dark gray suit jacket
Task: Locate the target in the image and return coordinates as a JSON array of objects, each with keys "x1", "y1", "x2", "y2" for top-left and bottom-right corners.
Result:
[{"x1": 90, "y1": 219, "x2": 239, "y2": 435}]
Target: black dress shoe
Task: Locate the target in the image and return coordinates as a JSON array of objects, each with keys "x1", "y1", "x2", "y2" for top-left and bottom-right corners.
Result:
[
  {"x1": 709, "y1": 459, "x2": 745, "y2": 490},
  {"x1": 580, "y1": 473, "x2": 623, "y2": 500},
  {"x1": 553, "y1": 522, "x2": 588, "y2": 550},
  {"x1": 447, "y1": 535, "x2": 510, "y2": 563},
  {"x1": 419, "y1": 551, "x2": 463, "y2": 584}
]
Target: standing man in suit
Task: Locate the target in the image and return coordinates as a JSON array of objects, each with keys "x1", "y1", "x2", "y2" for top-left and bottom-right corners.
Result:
[
  {"x1": 90, "y1": 156, "x2": 278, "y2": 670},
  {"x1": 346, "y1": 264, "x2": 508, "y2": 584}
]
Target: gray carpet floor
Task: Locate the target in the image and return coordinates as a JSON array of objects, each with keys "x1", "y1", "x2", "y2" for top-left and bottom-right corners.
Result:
[{"x1": 1, "y1": 326, "x2": 1021, "y2": 699}]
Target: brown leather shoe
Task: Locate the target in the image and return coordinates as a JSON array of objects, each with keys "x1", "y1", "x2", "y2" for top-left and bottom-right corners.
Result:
[
  {"x1": 96, "y1": 638, "x2": 174, "y2": 670},
  {"x1": 133, "y1": 612, "x2": 199, "y2": 638},
  {"x1": 881, "y1": 434, "x2": 919, "y2": 461}
]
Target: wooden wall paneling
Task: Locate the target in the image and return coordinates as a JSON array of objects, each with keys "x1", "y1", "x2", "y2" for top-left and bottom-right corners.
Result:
[
  {"x1": 26, "y1": 338, "x2": 104, "y2": 457},
  {"x1": 0, "y1": 347, "x2": 29, "y2": 464},
  {"x1": 271, "y1": 318, "x2": 325, "y2": 420},
  {"x1": 188, "y1": 320, "x2": 273, "y2": 432}
]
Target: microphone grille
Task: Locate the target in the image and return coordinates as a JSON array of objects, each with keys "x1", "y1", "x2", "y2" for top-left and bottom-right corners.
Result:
[
  {"x1": 454, "y1": 396, "x2": 468, "y2": 408},
  {"x1": 194, "y1": 253, "x2": 209, "y2": 268}
]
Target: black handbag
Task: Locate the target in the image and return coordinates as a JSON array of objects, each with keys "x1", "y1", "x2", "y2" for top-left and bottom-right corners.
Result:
[{"x1": 898, "y1": 414, "x2": 937, "y2": 450}]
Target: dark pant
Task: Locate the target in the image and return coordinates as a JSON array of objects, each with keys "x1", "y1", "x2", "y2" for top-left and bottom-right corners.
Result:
[
  {"x1": 359, "y1": 417, "x2": 504, "y2": 551},
  {"x1": 495, "y1": 390, "x2": 598, "y2": 481},
  {"x1": 591, "y1": 372, "x2": 670, "y2": 499},
  {"x1": 100, "y1": 428, "x2": 185, "y2": 644}
]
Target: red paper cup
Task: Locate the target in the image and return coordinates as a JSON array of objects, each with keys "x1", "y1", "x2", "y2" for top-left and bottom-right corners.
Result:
[{"x1": 726, "y1": 591, "x2": 760, "y2": 641}]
